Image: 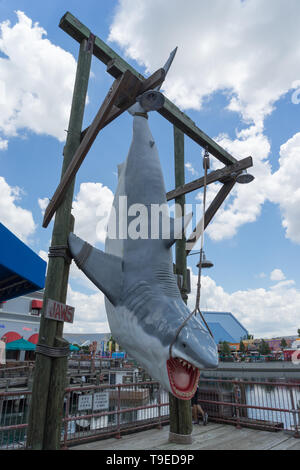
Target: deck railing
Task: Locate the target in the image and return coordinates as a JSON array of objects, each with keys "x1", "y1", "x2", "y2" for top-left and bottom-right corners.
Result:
[{"x1": 0, "y1": 378, "x2": 299, "y2": 449}]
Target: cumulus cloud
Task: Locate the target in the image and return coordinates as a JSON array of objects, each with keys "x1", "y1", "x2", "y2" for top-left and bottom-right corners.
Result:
[
  {"x1": 192, "y1": 127, "x2": 271, "y2": 242},
  {"x1": 185, "y1": 162, "x2": 199, "y2": 177},
  {"x1": 71, "y1": 182, "x2": 114, "y2": 246},
  {"x1": 270, "y1": 269, "x2": 285, "y2": 282},
  {"x1": 0, "y1": 176, "x2": 36, "y2": 242},
  {"x1": 267, "y1": 132, "x2": 300, "y2": 243},
  {"x1": 65, "y1": 285, "x2": 109, "y2": 334},
  {"x1": 109, "y1": 0, "x2": 300, "y2": 244},
  {"x1": 109, "y1": 0, "x2": 300, "y2": 129},
  {"x1": 187, "y1": 268, "x2": 300, "y2": 338},
  {"x1": 0, "y1": 11, "x2": 77, "y2": 146},
  {"x1": 0, "y1": 138, "x2": 8, "y2": 150}
]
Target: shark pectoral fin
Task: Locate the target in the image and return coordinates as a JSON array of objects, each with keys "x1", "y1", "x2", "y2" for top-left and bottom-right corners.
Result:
[
  {"x1": 163, "y1": 212, "x2": 193, "y2": 249},
  {"x1": 68, "y1": 233, "x2": 123, "y2": 306}
]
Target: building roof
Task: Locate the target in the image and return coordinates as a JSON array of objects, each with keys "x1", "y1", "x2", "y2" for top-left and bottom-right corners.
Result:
[
  {"x1": 202, "y1": 311, "x2": 248, "y2": 344},
  {"x1": 0, "y1": 223, "x2": 46, "y2": 301},
  {"x1": 63, "y1": 333, "x2": 110, "y2": 346}
]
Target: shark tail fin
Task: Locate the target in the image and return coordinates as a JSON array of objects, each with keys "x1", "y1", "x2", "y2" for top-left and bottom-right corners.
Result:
[
  {"x1": 68, "y1": 233, "x2": 123, "y2": 306},
  {"x1": 163, "y1": 212, "x2": 193, "y2": 249}
]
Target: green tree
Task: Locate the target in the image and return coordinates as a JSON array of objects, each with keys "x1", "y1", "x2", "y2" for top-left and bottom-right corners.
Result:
[
  {"x1": 219, "y1": 341, "x2": 231, "y2": 356},
  {"x1": 298, "y1": 329, "x2": 300, "y2": 338},
  {"x1": 259, "y1": 339, "x2": 271, "y2": 355},
  {"x1": 239, "y1": 340, "x2": 246, "y2": 353},
  {"x1": 280, "y1": 338, "x2": 287, "y2": 348}
]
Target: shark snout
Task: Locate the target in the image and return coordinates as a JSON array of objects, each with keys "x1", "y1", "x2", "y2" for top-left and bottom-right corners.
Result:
[{"x1": 173, "y1": 326, "x2": 219, "y2": 370}]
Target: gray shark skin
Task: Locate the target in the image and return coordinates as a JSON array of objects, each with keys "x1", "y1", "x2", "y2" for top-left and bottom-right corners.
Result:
[{"x1": 68, "y1": 60, "x2": 218, "y2": 400}]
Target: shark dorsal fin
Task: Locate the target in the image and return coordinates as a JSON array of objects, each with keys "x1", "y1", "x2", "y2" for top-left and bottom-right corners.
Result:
[{"x1": 68, "y1": 233, "x2": 123, "y2": 306}]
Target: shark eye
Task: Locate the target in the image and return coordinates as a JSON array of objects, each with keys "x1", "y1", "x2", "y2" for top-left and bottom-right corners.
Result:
[{"x1": 182, "y1": 342, "x2": 187, "y2": 348}]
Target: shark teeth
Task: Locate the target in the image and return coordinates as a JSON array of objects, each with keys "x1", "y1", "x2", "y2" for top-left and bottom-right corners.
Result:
[
  {"x1": 178, "y1": 358, "x2": 196, "y2": 371},
  {"x1": 166, "y1": 357, "x2": 200, "y2": 400}
]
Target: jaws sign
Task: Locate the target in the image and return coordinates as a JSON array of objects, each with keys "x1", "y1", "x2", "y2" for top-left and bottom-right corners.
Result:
[{"x1": 45, "y1": 298, "x2": 75, "y2": 323}]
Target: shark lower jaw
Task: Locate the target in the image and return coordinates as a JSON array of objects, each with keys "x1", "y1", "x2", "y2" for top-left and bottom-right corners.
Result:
[{"x1": 166, "y1": 357, "x2": 200, "y2": 400}]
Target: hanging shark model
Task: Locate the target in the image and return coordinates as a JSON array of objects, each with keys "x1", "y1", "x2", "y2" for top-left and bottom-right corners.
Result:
[{"x1": 68, "y1": 50, "x2": 218, "y2": 400}]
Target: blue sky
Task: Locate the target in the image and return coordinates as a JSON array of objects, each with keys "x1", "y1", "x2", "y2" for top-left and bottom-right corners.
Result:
[{"x1": 1, "y1": 0, "x2": 300, "y2": 338}]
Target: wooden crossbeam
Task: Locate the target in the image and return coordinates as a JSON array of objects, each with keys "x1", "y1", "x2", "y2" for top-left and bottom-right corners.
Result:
[
  {"x1": 80, "y1": 67, "x2": 166, "y2": 141},
  {"x1": 185, "y1": 179, "x2": 236, "y2": 255},
  {"x1": 166, "y1": 156, "x2": 252, "y2": 201},
  {"x1": 59, "y1": 11, "x2": 239, "y2": 166},
  {"x1": 43, "y1": 67, "x2": 165, "y2": 228}
]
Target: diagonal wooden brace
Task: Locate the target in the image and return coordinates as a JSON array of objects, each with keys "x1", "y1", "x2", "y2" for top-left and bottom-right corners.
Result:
[
  {"x1": 43, "y1": 67, "x2": 165, "y2": 228},
  {"x1": 185, "y1": 179, "x2": 236, "y2": 255}
]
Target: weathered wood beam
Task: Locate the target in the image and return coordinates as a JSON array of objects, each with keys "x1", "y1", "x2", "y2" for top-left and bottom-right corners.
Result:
[
  {"x1": 43, "y1": 67, "x2": 165, "y2": 228},
  {"x1": 186, "y1": 179, "x2": 236, "y2": 255},
  {"x1": 59, "y1": 11, "x2": 239, "y2": 166},
  {"x1": 80, "y1": 67, "x2": 166, "y2": 141},
  {"x1": 166, "y1": 156, "x2": 252, "y2": 201}
]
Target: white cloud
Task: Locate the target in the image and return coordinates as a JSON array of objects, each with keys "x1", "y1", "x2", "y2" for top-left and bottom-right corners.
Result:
[
  {"x1": 65, "y1": 285, "x2": 109, "y2": 334},
  {"x1": 267, "y1": 132, "x2": 300, "y2": 243},
  {"x1": 192, "y1": 128, "x2": 271, "y2": 242},
  {"x1": 0, "y1": 11, "x2": 77, "y2": 145},
  {"x1": 185, "y1": 162, "x2": 198, "y2": 177},
  {"x1": 187, "y1": 268, "x2": 300, "y2": 338},
  {"x1": 109, "y1": 0, "x2": 300, "y2": 129},
  {"x1": 71, "y1": 182, "x2": 114, "y2": 246},
  {"x1": 0, "y1": 176, "x2": 36, "y2": 242},
  {"x1": 38, "y1": 197, "x2": 49, "y2": 215},
  {"x1": 0, "y1": 138, "x2": 8, "y2": 150},
  {"x1": 270, "y1": 269, "x2": 286, "y2": 282},
  {"x1": 109, "y1": 0, "x2": 300, "y2": 244},
  {"x1": 38, "y1": 182, "x2": 114, "y2": 293}
]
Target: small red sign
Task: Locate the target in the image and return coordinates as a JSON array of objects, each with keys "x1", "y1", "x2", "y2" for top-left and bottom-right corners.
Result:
[{"x1": 44, "y1": 298, "x2": 75, "y2": 323}]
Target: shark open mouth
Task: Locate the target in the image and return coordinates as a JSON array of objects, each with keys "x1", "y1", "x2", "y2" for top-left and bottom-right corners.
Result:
[{"x1": 166, "y1": 358, "x2": 200, "y2": 400}]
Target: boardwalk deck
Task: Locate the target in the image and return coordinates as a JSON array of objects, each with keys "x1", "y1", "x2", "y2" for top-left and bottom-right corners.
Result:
[{"x1": 71, "y1": 423, "x2": 300, "y2": 451}]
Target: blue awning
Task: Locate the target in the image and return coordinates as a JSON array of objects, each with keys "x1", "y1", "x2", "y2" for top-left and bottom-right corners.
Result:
[{"x1": 0, "y1": 223, "x2": 46, "y2": 301}]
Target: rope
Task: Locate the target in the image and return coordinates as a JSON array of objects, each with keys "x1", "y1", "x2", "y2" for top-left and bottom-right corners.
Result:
[
  {"x1": 35, "y1": 343, "x2": 70, "y2": 358},
  {"x1": 48, "y1": 245, "x2": 72, "y2": 265},
  {"x1": 169, "y1": 149, "x2": 213, "y2": 360},
  {"x1": 193, "y1": 151, "x2": 214, "y2": 338}
]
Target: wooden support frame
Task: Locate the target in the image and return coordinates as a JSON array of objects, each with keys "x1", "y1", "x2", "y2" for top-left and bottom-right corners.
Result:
[
  {"x1": 57, "y1": 11, "x2": 254, "y2": 252},
  {"x1": 166, "y1": 156, "x2": 252, "y2": 201},
  {"x1": 43, "y1": 67, "x2": 166, "y2": 227},
  {"x1": 30, "y1": 11, "x2": 256, "y2": 450},
  {"x1": 185, "y1": 179, "x2": 237, "y2": 255},
  {"x1": 59, "y1": 11, "x2": 238, "y2": 166}
]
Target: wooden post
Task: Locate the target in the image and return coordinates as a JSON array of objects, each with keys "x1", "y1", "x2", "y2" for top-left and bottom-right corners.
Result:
[
  {"x1": 26, "y1": 39, "x2": 92, "y2": 450},
  {"x1": 169, "y1": 126, "x2": 192, "y2": 445}
]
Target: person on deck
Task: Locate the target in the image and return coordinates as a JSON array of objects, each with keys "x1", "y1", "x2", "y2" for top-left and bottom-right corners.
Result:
[{"x1": 191, "y1": 385, "x2": 208, "y2": 425}]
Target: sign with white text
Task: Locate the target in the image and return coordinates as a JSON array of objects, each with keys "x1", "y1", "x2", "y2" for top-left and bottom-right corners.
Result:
[
  {"x1": 93, "y1": 392, "x2": 109, "y2": 411},
  {"x1": 45, "y1": 298, "x2": 75, "y2": 323},
  {"x1": 78, "y1": 394, "x2": 93, "y2": 411},
  {"x1": 77, "y1": 392, "x2": 109, "y2": 411}
]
